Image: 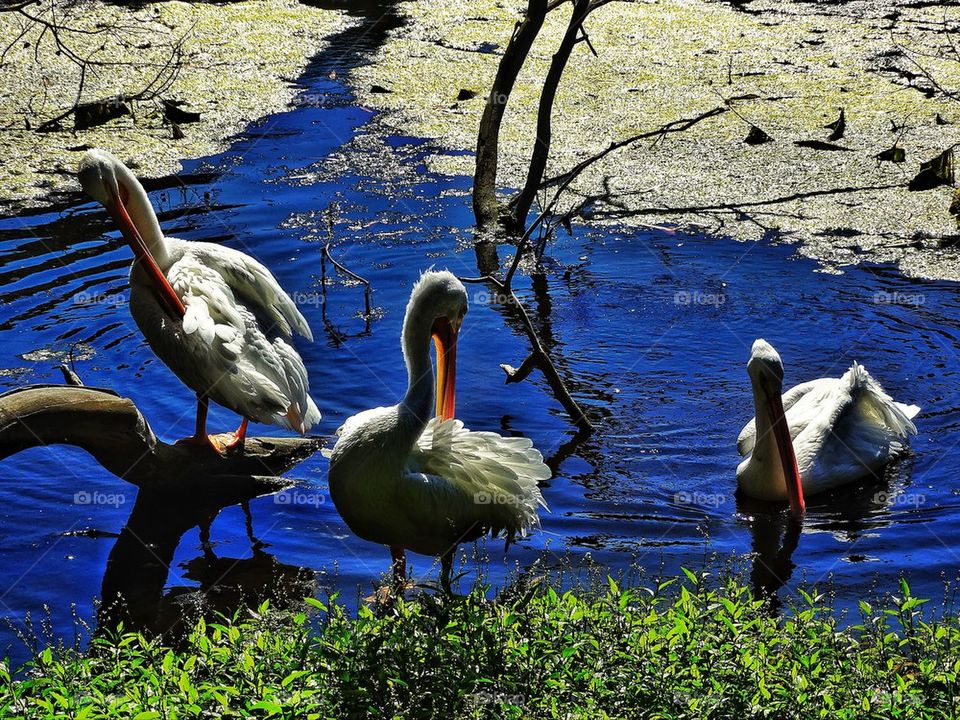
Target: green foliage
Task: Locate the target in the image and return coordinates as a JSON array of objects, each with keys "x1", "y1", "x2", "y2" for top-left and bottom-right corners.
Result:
[{"x1": 2, "y1": 576, "x2": 959, "y2": 719}]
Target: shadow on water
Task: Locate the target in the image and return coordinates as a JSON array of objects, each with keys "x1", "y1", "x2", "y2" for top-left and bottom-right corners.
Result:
[
  {"x1": 736, "y1": 458, "x2": 915, "y2": 611},
  {"x1": 98, "y1": 490, "x2": 316, "y2": 639}
]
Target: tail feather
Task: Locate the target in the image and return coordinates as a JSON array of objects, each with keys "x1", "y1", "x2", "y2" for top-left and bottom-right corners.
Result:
[
  {"x1": 847, "y1": 362, "x2": 919, "y2": 439},
  {"x1": 896, "y1": 402, "x2": 921, "y2": 421},
  {"x1": 271, "y1": 338, "x2": 320, "y2": 434},
  {"x1": 276, "y1": 395, "x2": 321, "y2": 435},
  {"x1": 413, "y1": 418, "x2": 550, "y2": 540}
]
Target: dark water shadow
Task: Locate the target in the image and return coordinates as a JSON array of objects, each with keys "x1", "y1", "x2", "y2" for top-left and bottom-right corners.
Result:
[
  {"x1": 99, "y1": 489, "x2": 316, "y2": 641},
  {"x1": 736, "y1": 456, "x2": 915, "y2": 612}
]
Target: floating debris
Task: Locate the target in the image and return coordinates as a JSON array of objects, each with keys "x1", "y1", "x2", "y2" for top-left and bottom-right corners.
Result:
[
  {"x1": 73, "y1": 95, "x2": 132, "y2": 131},
  {"x1": 949, "y1": 188, "x2": 960, "y2": 216},
  {"x1": 744, "y1": 124, "x2": 772, "y2": 145},
  {"x1": 875, "y1": 144, "x2": 906, "y2": 163},
  {"x1": 909, "y1": 148, "x2": 954, "y2": 191},
  {"x1": 21, "y1": 345, "x2": 95, "y2": 363},
  {"x1": 162, "y1": 99, "x2": 202, "y2": 124},
  {"x1": 825, "y1": 108, "x2": 845, "y2": 141},
  {"x1": 0, "y1": 367, "x2": 31, "y2": 379}
]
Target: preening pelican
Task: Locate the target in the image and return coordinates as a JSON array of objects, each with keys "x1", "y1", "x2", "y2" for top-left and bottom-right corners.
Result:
[
  {"x1": 77, "y1": 149, "x2": 319, "y2": 452},
  {"x1": 736, "y1": 339, "x2": 919, "y2": 516},
  {"x1": 327, "y1": 270, "x2": 549, "y2": 592}
]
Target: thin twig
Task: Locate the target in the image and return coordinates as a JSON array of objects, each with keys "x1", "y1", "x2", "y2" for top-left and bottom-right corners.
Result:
[
  {"x1": 589, "y1": 181, "x2": 907, "y2": 220},
  {"x1": 535, "y1": 104, "x2": 729, "y2": 197},
  {"x1": 459, "y1": 272, "x2": 593, "y2": 433},
  {"x1": 5, "y1": 1, "x2": 190, "y2": 132},
  {"x1": 322, "y1": 243, "x2": 371, "y2": 318}
]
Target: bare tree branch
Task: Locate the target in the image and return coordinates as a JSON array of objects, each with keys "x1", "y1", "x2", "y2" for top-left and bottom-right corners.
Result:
[
  {"x1": 473, "y1": 0, "x2": 549, "y2": 228},
  {"x1": 537, "y1": 105, "x2": 729, "y2": 192},
  {"x1": 508, "y1": 0, "x2": 593, "y2": 231},
  {"x1": 2, "y1": 0, "x2": 190, "y2": 132},
  {"x1": 468, "y1": 0, "x2": 621, "y2": 432}
]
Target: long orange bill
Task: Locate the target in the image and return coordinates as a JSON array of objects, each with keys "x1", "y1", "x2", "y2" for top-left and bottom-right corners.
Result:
[
  {"x1": 767, "y1": 393, "x2": 805, "y2": 517},
  {"x1": 432, "y1": 316, "x2": 460, "y2": 421},
  {"x1": 106, "y1": 187, "x2": 185, "y2": 319}
]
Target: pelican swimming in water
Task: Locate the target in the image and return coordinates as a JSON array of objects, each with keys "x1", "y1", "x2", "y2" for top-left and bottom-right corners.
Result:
[
  {"x1": 736, "y1": 339, "x2": 919, "y2": 516},
  {"x1": 327, "y1": 270, "x2": 549, "y2": 592},
  {"x1": 77, "y1": 149, "x2": 319, "y2": 452}
]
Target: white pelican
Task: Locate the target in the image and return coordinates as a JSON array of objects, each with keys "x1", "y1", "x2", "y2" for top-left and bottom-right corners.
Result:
[
  {"x1": 736, "y1": 339, "x2": 919, "y2": 516},
  {"x1": 327, "y1": 270, "x2": 549, "y2": 592},
  {"x1": 77, "y1": 149, "x2": 319, "y2": 452}
]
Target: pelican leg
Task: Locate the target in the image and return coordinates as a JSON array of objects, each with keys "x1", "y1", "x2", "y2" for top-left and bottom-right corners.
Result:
[
  {"x1": 178, "y1": 397, "x2": 249, "y2": 455},
  {"x1": 241, "y1": 498, "x2": 266, "y2": 551},
  {"x1": 213, "y1": 417, "x2": 248, "y2": 454},
  {"x1": 176, "y1": 395, "x2": 221, "y2": 452},
  {"x1": 390, "y1": 546, "x2": 407, "y2": 591},
  {"x1": 199, "y1": 507, "x2": 217, "y2": 559},
  {"x1": 195, "y1": 394, "x2": 209, "y2": 438},
  {"x1": 440, "y1": 550, "x2": 454, "y2": 595}
]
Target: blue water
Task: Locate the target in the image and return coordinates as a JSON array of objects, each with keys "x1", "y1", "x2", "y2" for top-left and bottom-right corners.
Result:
[{"x1": 2, "y1": 12, "x2": 960, "y2": 665}]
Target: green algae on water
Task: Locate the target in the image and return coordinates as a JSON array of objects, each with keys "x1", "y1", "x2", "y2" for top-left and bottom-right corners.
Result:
[
  {"x1": 0, "y1": 0, "x2": 350, "y2": 212},
  {"x1": 351, "y1": 0, "x2": 960, "y2": 280}
]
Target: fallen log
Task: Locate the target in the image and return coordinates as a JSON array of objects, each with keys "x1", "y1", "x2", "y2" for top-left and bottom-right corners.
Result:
[{"x1": 0, "y1": 384, "x2": 322, "y2": 500}]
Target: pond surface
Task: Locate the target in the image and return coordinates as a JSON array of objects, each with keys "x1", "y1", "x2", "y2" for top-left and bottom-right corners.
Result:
[{"x1": 2, "y1": 5, "x2": 960, "y2": 665}]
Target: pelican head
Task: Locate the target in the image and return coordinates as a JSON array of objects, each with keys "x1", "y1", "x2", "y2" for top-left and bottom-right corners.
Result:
[
  {"x1": 403, "y1": 270, "x2": 468, "y2": 421},
  {"x1": 78, "y1": 149, "x2": 181, "y2": 316},
  {"x1": 747, "y1": 339, "x2": 805, "y2": 516},
  {"x1": 747, "y1": 338, "x2": 785, "y2": 392},
  {"x1": 78, "y1": 150, "x2": 149, "y2": 250},
  {"x1": 78, "y1": 149, "x2": 124, "y2": 205},
  {"x1": 78, "y1": 149, "x2": 168, "y2": 262}
]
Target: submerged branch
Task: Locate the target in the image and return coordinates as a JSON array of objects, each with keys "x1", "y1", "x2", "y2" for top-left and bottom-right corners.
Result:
[
  {"x1": 459, "y1": 265, "x2": 593, "y2": 433},
  {"x1": 322, "y1": 242, "x2": 372, "y2": 317},
  {"x1": 469, "y1": 0, "x2": 611, "y2": 433}
]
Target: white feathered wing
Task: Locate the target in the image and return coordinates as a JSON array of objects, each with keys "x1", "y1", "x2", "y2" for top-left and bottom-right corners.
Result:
[
  {"x1": 143, "y1": 241, "x2": 319, "y2": 432},
  {"x1": 737, "y1": 362, "x2": 919, "y2": 496}
]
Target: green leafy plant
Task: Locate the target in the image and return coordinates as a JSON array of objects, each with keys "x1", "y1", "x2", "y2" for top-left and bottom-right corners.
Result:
[{"x1": 2, "y1": 574, "x2": 958, "y2": 719}]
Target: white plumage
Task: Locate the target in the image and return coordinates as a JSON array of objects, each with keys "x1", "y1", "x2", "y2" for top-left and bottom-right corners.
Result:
[
  {"x1": 736, "y1": 339, "x2": 919, "y2": 512},
  {"x1": 327, "y1": 270, "x2": 549, "y2": 591},
  {"x1": 78, "y1": 149, "x2": 319, "y2": 449},
  {"x1": 411, "y1": 418, "x2": 550, "y2": 540},
  {"x1": 157, "y1": 242, "x2": 320, "y2": 432}
]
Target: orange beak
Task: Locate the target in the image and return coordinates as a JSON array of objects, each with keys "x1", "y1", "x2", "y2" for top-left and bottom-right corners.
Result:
[
  {"x1": 767, "y1": 392, "x2": 805, "y2": 517},
  {"x1": 431, "y1": 315, "x2": 462, "y2": 421},
  {"x1": 106, "y1": 184, "x2": 185, "y2": 319}
]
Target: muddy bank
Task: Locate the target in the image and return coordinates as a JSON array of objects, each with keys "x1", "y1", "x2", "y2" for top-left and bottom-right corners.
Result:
[
  {"x1": 350, "y1": 0, "x2": 960, "y2": 280},
  {"x1": 0, "y1": 0, "x2": 351, "y2": 212}
]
